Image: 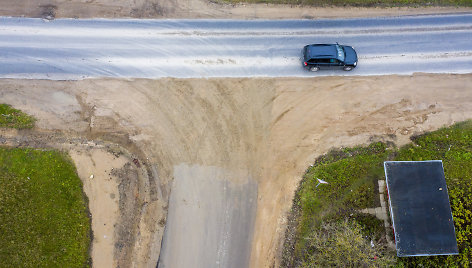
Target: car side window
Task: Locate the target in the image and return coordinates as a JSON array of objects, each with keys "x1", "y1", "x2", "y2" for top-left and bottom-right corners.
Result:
[
  {"x1": 330, "y1": 58, "x2": 340, "y2": 64},
  {"x1": 307, "y1": 58, "x2": 336, "y2": 64}
]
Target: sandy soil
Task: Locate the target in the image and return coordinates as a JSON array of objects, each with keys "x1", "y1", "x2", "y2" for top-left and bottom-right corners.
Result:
[
  {"x1": 1, "y1": 74, "x2": 472, "y2": 267},
  {"x1": 70, "y1": 148, "x2": 125, "y2": 268},
  {"x1": 1, "y1": 0, "x2": 471, "y2": 19}
]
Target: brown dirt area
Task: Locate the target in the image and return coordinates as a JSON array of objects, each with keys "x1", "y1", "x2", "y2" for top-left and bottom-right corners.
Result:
[
  {"x1": 1, "y1": 0, "x2": 471, "y2": 19},
  {"x1": 1, "y1": 74, "x2": 472, "y2": 267}
]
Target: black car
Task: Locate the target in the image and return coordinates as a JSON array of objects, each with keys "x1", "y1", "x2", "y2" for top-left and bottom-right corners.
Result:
[{"x1": 302, "y1": 43, "x2": 358, "y2": 72}]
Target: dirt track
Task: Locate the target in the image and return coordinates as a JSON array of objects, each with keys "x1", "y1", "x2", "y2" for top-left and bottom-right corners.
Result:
[
  {"x1": 1, "y1": 0, "x2": 471, "y2": 19},
  {"x1": 1, "y1": 74, "x2": 472, "y2": 267}
]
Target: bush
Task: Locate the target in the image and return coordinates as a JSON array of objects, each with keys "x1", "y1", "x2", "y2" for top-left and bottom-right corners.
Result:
[{"x1": 302, "y1": 220, "x2": 395, "y2": 267}]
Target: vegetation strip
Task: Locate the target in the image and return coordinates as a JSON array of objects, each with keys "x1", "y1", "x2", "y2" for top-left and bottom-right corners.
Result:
[
  {"x1": 216, "y1": 0, "x2": 472, "y2": 7},
  {"x1": 0, "y1": 104, "x2": 35, "y2": 129},
  {"x1": 283, "y1": 120, "x2": 472, "y2": 267}
]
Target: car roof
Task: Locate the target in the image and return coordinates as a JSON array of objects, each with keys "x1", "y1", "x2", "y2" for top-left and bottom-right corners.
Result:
[{"x1": 305, "y1": 44, "x2": 338, "y2": 59}]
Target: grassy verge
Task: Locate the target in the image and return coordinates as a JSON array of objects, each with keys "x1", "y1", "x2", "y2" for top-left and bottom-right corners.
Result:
[
  {"x1": 283, "y1": 120, "x2": 472, "y2": 267},
  {"x1": 216, "y1": 0, "x2": 471, "y2": 7},
  {"x1": 0, "y1": 104, "x2": 35, "y2": 129},
  {"x1": 0, "y1": 147, "x2": 91, "y2": 267},
  {"x1": 282, "y1": 142, "x2": 396, "y2": 267}
]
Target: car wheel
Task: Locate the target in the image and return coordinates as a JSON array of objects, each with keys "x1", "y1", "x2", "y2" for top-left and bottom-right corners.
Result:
[
  {"x1": 343, "y1": 66, "x2": 353, "y2": 71},
  {"x1": 310, "y1": 66, "x2": 320, "y2": 72}
]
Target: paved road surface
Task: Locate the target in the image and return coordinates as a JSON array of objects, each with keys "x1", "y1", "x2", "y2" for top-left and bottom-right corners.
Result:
[
  {"x1": 1, "y1": 13, "x2": 471, "y2": 79},
  {"x1": 158, "y1": 164, "x2": 257, "y2": 268}
]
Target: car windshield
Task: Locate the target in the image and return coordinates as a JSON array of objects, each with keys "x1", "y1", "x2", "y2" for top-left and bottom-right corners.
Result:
[{"x1": 335, "y1": 44, "x2": 345, "y2": 62}]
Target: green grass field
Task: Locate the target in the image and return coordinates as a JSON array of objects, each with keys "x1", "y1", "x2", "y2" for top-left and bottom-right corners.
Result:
[
  {"x1": 217, "y1": 0, "x2": 472, "y2": 7},
  {"x1": 284, "y1": 120, "x2": 472, "y2": 267},
  {"x1": 0, "y1": 104, "x2": 35, "y2": 129},
  {"x1": 0, "y1": 147, "x2": 91, "y2": 267}
]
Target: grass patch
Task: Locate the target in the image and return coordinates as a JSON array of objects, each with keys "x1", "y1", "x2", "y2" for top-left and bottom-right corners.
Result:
[
  {"x1": 284, "y1": 142, "x2": 393, "y2": 267},
  {"x1": 0, "y1": 104, "x2": 35, "y2": 129},
  {"x1": 215, "y1": 0, "x2": 472, "y2": 7},
  {"x1": 283, "y1": 120, "x2": 472, "y2": 267},
  {"x1": 0, "y1": 147, "x2": 91, "y2": 267}
]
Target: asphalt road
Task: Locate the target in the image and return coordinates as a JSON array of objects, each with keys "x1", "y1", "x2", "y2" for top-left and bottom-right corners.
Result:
[
  {"x1": 158, "y1": 164, "x2": 257, "y2": 268},
  {"x1": 1, "y1": 13, "x2": 471, "y2": 79}
]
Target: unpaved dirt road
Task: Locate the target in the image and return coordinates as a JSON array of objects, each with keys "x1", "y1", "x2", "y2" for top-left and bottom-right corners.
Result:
[
  {"x1": 1, "y1": 14, "x2": 472, "y2": 79},
  {"x1": 1, "y1": 0, "x2": 470, "y2": 19},
  {"x1": 1, "y1": 74, "x2": 472, "y2": 268}
]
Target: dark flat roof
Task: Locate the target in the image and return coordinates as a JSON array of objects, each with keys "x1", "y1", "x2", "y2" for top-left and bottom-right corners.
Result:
[{"x1": 384, "y1": 160, "x2": 458, "y2": 257}]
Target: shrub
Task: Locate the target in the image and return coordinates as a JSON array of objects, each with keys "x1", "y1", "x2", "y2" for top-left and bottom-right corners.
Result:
[{"x1": 302, "y1": 219, "x2": 395, "y2": 267}]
